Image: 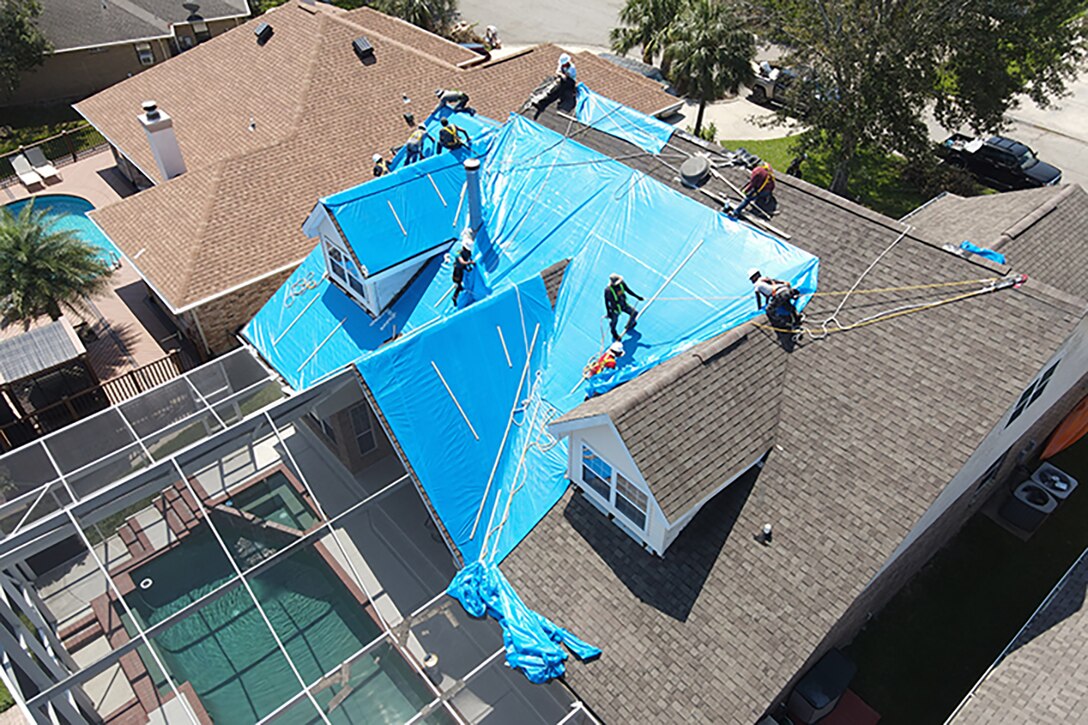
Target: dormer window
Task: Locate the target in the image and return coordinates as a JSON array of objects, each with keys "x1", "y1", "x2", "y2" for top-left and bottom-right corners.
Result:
[
  {"x1": 323, "y1": 236, "x2": 368, "y2": 307},
  {"x1": 581, "y1": 446, "x2": 612, "y2": 500}
]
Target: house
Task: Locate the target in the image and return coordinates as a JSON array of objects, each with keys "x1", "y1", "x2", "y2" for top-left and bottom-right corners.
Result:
[
  {"x1": 949, "y1": 546, "x2": 1088, "y2": 723},
  {"x1": 6, "y1": 0, "x2": 250, "y2": 107},
  {"x1": 236, "y1": 69, "x2": 1088, "y2": 722},
  {"x1": 72, "y1": 1, "x2": 677, "y2": 358}
]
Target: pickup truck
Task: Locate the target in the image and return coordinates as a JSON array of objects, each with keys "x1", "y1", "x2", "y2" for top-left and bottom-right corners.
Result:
[{"x1": 937, "y1": 134, "x2": 1062, "y2": 191}]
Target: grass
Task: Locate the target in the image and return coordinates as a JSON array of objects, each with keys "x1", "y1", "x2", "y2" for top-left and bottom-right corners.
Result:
[{"x1": 844, "y1": 439, "x2": 1088, "y2": 723}]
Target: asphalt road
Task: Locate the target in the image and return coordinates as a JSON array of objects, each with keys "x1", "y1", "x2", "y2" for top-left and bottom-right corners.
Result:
[
  {"x1": 457, "y1": 0, "x2": 622, "y2": 46},
  {"x1": 1003, "y1": 75, "x2": 1088, "y2": 188}
]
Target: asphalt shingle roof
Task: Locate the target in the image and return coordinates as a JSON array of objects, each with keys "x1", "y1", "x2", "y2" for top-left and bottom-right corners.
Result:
[
  {"x1": 500, "y1": 108, "x2": 1085, "y2": 723},
  {"x1": 906, "y1": 185, "x2": 1088, "y2": 301},
  {"x1": 952, "y1": 550, "x2": 1088, "y2": 723},
  {"x1": 38, "y1": 0, "x2": 248, "y2": 50},
  {"x1": 77, "y1": 2, "x2": 674, "y2": 310}
]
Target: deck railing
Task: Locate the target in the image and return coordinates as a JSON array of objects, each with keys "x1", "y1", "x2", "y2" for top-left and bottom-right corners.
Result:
[
  {"x1": 0, "y1": 351, "x2": 194, "y2": 452},
  {"x1": 0, "y1": 124, "x2": 108, "y2": 187}
]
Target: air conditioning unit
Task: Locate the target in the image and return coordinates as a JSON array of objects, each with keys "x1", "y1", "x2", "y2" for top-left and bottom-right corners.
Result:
[{"x1": 1032, "y1": 462, "x2": 1078, "y2": 500}]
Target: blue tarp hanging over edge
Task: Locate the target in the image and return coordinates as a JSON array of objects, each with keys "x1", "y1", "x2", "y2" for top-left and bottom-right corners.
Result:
[{"x1": 574, "y1": 82, "x2": 674, "y2": 154}]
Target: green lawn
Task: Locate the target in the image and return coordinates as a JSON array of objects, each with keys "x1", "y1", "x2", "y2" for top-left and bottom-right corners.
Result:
[{"x1": 844, "y1": 439, "x2": 1088, "y2": 723}]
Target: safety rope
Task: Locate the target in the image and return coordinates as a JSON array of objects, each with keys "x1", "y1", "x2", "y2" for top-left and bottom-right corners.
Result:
[{"x1": 651, "y1": 276, "x2": 1002, "y2": 303}]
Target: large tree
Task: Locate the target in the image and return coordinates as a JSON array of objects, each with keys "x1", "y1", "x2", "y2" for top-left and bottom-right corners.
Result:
[
  {"x1": 749, "y1": 0, "x2": 1088, "y2": 197},
  {"x1": 610, "y1": 0, "x2": 683, "y2": 72},
  {"x1": 371, "y1": 0, "x2": 457, "y2": 35},
  {"x1": 0, "y1": 201, "x2": 112, "y2": 326},
  {"x1": 665, "y1": 0, "x2": 755, "y2": 135},
  {"x1": 0, "y1": 0, "x2": 50, "y2": 100}
]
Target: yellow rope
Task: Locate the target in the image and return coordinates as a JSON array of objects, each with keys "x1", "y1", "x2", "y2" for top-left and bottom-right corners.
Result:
[{"x1": 653, "y1": 277, "x2": 1000, "y2": 303}]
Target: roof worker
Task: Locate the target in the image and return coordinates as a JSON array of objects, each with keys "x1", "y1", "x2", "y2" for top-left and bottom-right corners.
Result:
[
  {"x1": 484, "y1": 25, "x2": 501, "y2": 49},
  {"x1": 730, "y1": 163, "x2": 777, "y2": 218},
  {"x1": 451, "y1": 229, "x2": 476, "y2": 306},
  {"x1": 748, "y1": 268, "x2": 802, "y2": 330},
  {"x1": 404, "y1": 124, "x2": 429, "y2": 165},
  {"x1": 372, "y1": 153, "x2": 389, "y2": 177},
  {"x1": 605, "y1": 273, "x2": 643, "y2": 342},
  {"x1": 556, "y1": 53, "x2": 577, "y2": 84},
  {"x1": 531, "y1": 53, "x2": 579, "y2": 117},
  {"x1": 434, "y1": 88, "x2": 475, "y2": 115},
  {"x1": 438, "y1": 118, "x2": 471, "y2": 152},
  {"x1": 584, "y1": 342, "x2": 624, "y2": 378}
]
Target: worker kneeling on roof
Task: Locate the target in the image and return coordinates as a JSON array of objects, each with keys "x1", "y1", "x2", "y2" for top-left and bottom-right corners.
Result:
[
  {"x1": 405, "y1": 124, "x2": 429, "y2": 165},
  {"x1": 731, "y1": 163, "x2": 777, "y2": 217},
  {"x1": 585, "y1": 342, "x2": 625, "y2": 378},
  {"x1": 434, "y1": 88, "x2": 474, "y2": 114},
  {"x1": 605, "y1": 273, "x2": 643, "y2": 342},
  {"x1": 438, "y1": 118, "x2": 470, "y2": 151},
  {"x1": 749, "y1": 268, "x2": 802, "y2": 330}
]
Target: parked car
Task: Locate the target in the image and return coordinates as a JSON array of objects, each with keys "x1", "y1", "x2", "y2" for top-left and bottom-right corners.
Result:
[
  {"x1": 937, "y1": 133, "x2": 1062, "y2": 191},
  {"x1": 749, "y1": 61, "x2": 799, "y2": 107}
]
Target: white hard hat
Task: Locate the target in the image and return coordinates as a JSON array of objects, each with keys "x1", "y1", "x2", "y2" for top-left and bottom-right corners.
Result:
[
  {"x1": 435, "y1": 88, "x2": 444, "y2": 98},
  {"x1": 558, "y1": 53, "x2": 571, "y2": 65},
  {"x1": 747, "y1": 268, "x2": 761, "y2": 280},
  {"x1": 460, "y1": 227, "x2": 475, "y2": 251},
  {"x1": 609, "y1": 341, "x2": 624, "y2": 355},
  {"x1": 372, "y1": 153, "x2": 383, "y2": 163},
  {"x1": 609, "y1": 273, "x2": 622, "y2": 284}
]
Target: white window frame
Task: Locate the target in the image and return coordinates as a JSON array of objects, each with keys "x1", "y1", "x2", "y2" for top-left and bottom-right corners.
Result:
[
  {"x1": 579, "y1": 444, "x2": 649, "y2": 532},
  {"x1": 322, "y1": 235, "x2": 371, "y2": 309}
]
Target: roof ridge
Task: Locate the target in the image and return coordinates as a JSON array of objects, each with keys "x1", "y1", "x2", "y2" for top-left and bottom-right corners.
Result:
[
  {"x1": 334, "y1": 8, "x2": 462, "y2": 71},
  {"x1": 180, "y1": 161, "x2": 228, "y2": 302},
  {"x1": 993, "y1": 185, "x2": 1079, "y2": 250}
]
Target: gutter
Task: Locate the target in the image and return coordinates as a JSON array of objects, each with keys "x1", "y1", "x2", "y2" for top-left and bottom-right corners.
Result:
[{"x1": 48, "y1": 11, "x2": 251, "y2": 55}]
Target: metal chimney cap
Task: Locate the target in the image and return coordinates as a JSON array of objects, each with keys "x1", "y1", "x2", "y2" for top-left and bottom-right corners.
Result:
[
  {"x1": 463, "y1": 158, "x2": 481, "y2": 171},
  {"x1": 141, "y1": 101, "x2": 159, "y2": 119}
]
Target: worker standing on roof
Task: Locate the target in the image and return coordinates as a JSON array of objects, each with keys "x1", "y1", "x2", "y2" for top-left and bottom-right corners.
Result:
[
  {"x1": 731, "y1": 163, "x2": 776, "y2": 218},
  {"x1": 372, "y1": 153, "x2": 389, "y2": 177},
  {"x1": 452, "y1": 229, "x2": 476, "y2": 306},
  {"x1": 434, "y1": 88, "x2": 475, "y2": 115},
  {"x1": 405, "y1": 124, "x2": 429, "y2": 165},
  {"x1": 484, "y1": 25, "x2": 501, "y2": 49},
  {"x1": 748, "y1": 268, "x2": 801, "y2": 329},
  {"x1": 605, "y1": 273, "x2": 643, "y2": 342},
  {"x1": 438, "y1": 118, "x2": 471, "y2": 152}
]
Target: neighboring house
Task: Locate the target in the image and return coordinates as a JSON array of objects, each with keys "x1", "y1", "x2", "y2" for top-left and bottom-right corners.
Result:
[
  {"x1": 7, "y1": 0, "x2": 250, "y2": 107},
  {"x1": 73, "y1": 1, "x2": 677, "y2": 358},
  {"x1": 949, "y1": 546, "x2": 1088, "y2": 723}
]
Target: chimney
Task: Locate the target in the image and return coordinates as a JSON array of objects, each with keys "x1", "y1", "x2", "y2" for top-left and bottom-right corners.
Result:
[
  {"x1": 464, "y1": 158, "x2": 483, "y2": 231},
  {"x1": 138, "y1": 101, "x2": 186, "y2": 180}
]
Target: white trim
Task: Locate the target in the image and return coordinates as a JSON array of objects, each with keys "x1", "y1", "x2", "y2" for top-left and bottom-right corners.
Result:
[
  {"x1": 547, "y1": 413, "x2": 613, "y2": 436},
  {"x1": 176, "y1": 257, "x2": 307, "y2": 313}
]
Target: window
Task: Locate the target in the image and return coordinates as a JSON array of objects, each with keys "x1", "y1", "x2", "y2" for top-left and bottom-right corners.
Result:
[
  {"x1": 350, "y1": 404, "x2": 376, "y2": 456},
  {"x1": 580, "y1": 446, "x2": 611, "y2": 500},
  {"x1": 1008, "y1": 361, "x2": 1059, "y2": 426},
  {"x1": 615, "y1": 474, "x2": 647, "y2": 530},
  {"x1": 327, "y1": 244, "x2": 347, "y2": 281},
  {"x1": 135, "y1": 43, "x2": 154, "y2": 66}
]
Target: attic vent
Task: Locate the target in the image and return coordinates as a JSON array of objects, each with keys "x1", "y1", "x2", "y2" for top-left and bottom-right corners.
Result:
[
  {"x1": 680, "y1": 156, "x2": 709, "y2": 188},
  {"x1": 254, "y1": 22, "x2": 273, "y2": 46},
  {"x1": 353, "y1": 36, "x2": 375, "y2": 62}
]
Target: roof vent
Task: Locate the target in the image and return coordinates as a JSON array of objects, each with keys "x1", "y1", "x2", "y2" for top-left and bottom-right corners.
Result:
[
  {"x1": 353, "y1": 36, "x2": 375, "y2": 63},
  {"x1": 680, "y1": 156, "x2": 709, "y2": 188},
  {"x1": 254, "y1": 22, "x2": 273, "y2": 46},
  {"x1": 141, "y1": 100, "x2": 160, "y2": 121}
]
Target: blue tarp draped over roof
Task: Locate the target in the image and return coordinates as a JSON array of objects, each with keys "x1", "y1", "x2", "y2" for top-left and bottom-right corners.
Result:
[
  {"x1": 573, "y1": 82, "x2": 674, "y2": 154},
  {"x1": 245, "y1": 95, "x2": 819, "y2": 682}
]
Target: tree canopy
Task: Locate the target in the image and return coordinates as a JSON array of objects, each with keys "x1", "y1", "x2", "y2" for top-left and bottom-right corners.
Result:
[
  {"x1": 610, "y1": 0, "x2": 683, "y2": 69},
  {"x1": 0, "y1": 201, "x2": 112, "y2": 326},
  {"x1": 748, "y1": 0, "x2": 1088, "y2": 196},
  {"x1": 0, "y1": 0, "x2": 50, "y2": 100},
  {"x1": 665, "y1": 1, "x2": 755, "y2": 135}
]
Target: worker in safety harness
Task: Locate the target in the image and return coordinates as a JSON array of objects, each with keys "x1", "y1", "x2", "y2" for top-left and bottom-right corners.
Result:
[
  {"x1": 605, "y1": 273, "x2": 643, "y2": 342},
  {"x1": 404, "y1": 124, "x2": 430, "y2": 165},
  {"x1": 532, "y1": 53, "x2": 578, "y2": 116},
  {"x1": 438, "y1": 118, "x2": 470, "y2": 152},
  {"x1": 451, "y1": 229, "x2": 476, "y2": 306},
  {"x1": 584, "y1": 342, "x2": 624, "y2": 378},
  {"x1": 372, "y1": 153, "x2": 389, "y2": 177},
  {"x1": 731, "y1": 163, "x2": 776, "y2": 217},
  {"x1": 434, "y1": 88, "x2": 474, "y2": 114},
  {"x1": 749, "y1": 268, "x2": 802, "y2": 329}
]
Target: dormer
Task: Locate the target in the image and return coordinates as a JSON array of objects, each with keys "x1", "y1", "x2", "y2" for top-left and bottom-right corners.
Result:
[
  {"x1": 302, "y1": 153, "x2": 474, "y2": 317},
  {"x1": 548, "y1": 323, "x2": 785, "y2": 554}
]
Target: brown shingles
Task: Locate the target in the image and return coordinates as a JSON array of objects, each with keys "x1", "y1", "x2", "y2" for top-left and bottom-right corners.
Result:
[
  {"x1": 501, "y1": 108, "x2": 1081, "y2": 724},
  {"x1": 76, "y1": 3, "x2": 674, "y2": 310}
]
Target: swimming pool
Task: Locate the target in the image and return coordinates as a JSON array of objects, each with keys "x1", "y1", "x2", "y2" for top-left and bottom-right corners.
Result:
[
  {"x1": 3, "y1": 194, "x2": 123, "y2": 265},
  {"x1": 125, "y1": 517, "x2": 432, "y2": 723}
]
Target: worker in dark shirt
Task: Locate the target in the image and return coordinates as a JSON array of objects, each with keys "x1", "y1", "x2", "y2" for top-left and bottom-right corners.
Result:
[
  {"x1": 372, "y1": 153, "x2": 389, "y2": 177},
  {"x1": 434, "y1": 88, "x2": 473, "y2": 114},
  {"x1": 438, "y1": 118, "x2": 470, "y2": 152},
  {"x1": 452, "y1": 231, "x2": 475, "y2": 306},
  {"x1": 731, "y1": 163, "x2": 776, "y2": 217},
  {"x1": 748, "y1": 267, "x2": 801, "y2": 329},
  {"x1": 604, "y1": 273, "x2": 643, "y2": 342}
]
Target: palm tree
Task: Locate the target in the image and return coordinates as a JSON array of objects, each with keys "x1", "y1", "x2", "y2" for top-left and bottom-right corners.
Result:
[
  {"x1": 373, "y1": 0, "x2": 457, "y2": 35},
  {"x1": 610, "y1": 0, "x2": 682, "y2": 73},
  {"x1": 0, "y1": 199, "x2": 112, "y2": 326},
  {"x1": 664, "y1": 0, "x2": 755, "y2": 136}
]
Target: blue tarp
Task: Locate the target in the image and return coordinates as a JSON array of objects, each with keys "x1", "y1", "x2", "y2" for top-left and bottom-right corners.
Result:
[
  {"x1": 245, "y1": 95, "x2": 820, "y2": 682},
  {"x1": 574, "y1": 83, "x2": 674, "y2": 154},
  {"x1": 960, "y1": 240, "x2": 1006, "y2": 265}
]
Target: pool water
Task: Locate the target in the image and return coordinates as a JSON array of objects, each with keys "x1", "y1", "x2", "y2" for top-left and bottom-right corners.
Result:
[
  {"x1": 3, "y1": 194, "x2": 123, "y2": 265},
  {"x1": 126, "y1": 518, "x2": 424, "y2": 723},
  {"x1": 228, "y1": 471, "x2": 319, "y2": 531}
]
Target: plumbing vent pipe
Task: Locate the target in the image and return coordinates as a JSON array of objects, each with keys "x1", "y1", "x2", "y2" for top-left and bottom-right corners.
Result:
[{"x1": 464, "y1": 158, "x2": 483, "y2": 231}]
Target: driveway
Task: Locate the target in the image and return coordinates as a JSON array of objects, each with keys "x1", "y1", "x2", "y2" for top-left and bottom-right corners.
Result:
[{"x1": 458, "y1": 0, "x2": 623, "y2": 46}]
